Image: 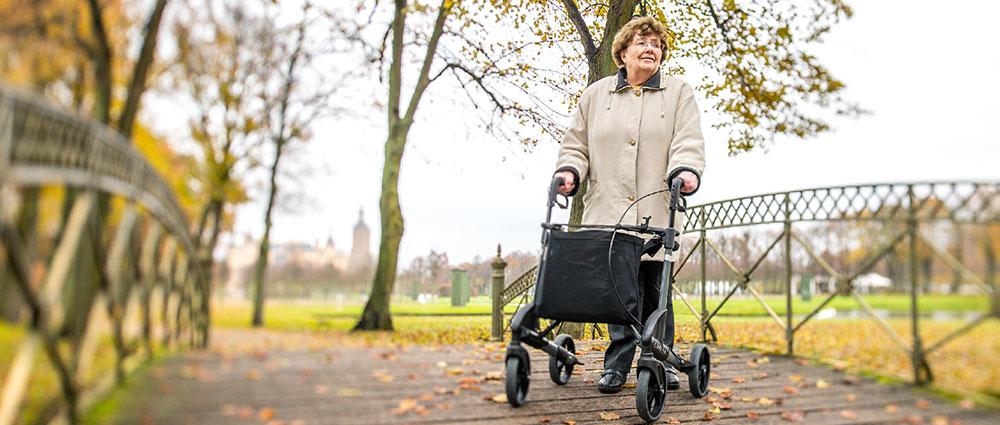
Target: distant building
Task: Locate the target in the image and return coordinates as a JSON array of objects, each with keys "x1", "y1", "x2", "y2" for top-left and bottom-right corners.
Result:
[
  {"x1": 221, "y1": 207, "x2": 374, "y2": 299},
  {"x1": 348, "y1": 208, "x2": 374, "y2": 274}
]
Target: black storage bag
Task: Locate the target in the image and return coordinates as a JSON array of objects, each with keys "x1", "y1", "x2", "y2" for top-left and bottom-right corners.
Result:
[{"x1": 534, "y1": 229, "x2": 642, "y2": 325}]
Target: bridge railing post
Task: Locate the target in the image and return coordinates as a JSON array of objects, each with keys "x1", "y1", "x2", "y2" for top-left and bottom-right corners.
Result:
[
  {"x1": 491, "y1": 245, "x2": 507, "y2": 342},
  {"x1": 784, "y1": 193, "x2": 794, "y2": 356}
]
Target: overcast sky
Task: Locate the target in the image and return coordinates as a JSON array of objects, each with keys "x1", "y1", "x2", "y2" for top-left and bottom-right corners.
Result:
[{"x1": 220, "y1": 0, "x2": 1000, "y2": 266}]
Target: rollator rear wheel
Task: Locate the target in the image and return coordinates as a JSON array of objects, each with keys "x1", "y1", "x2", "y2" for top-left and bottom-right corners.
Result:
[
  {"x1": 505, "y1": 355, "x2": 530, "y2": 407},
  {"x1": 636, "y1": 368, "x2": 665, "y2": 423},
  {"x1": 687, "y1": 343, "x2": 710, "y2": 398},
  {"x1": 548, "y1": 334, "x2": 575, "y2": 385}
]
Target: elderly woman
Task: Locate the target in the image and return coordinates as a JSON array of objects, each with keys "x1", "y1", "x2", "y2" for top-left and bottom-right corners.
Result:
[{"x1": 553, "y1": 16, "x2": 706, "y2": 394}]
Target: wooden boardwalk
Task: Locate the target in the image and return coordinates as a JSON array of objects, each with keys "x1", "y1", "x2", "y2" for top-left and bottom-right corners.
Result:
[{"x1": 114, "y1": 332, "x2": 997, "y2": 425}]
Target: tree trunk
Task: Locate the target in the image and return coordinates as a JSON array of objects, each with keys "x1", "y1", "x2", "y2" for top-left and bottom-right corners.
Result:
[
  {"x1": 950, "y1": 225, "x2": 964, "y2": 294},
  {"x1": 251, "y1": 141, "x2": 285, "y2": 327},
  {"x1": 354, "y1": 126, "x2": 408, "y2": 331},
  {"x1": 563, "y1": 0, "x2": 638, "y2": 339}
]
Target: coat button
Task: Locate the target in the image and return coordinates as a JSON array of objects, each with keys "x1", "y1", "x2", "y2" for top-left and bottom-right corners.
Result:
[
  {"x1": 627, "y1": 138, "x2": 636, "y2": 146},
  {"x1": 633, "y1": 90, "x2": 641, "y2": 97},
  {"x1": 628, "y1": 195, "x2": 636, "y2": 202}
]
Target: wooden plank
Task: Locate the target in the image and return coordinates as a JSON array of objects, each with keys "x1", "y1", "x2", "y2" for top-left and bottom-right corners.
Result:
[
  {"x1": 0, "y1": 335, "x2": 41, "y2": 425},
  {"x1": 109, "y1": 334, "x2": 999, "y2": 425}
]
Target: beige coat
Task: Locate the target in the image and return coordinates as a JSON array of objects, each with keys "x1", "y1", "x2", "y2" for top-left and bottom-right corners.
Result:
[{"x1": 556, "y1": 69, "x2": 706, "y2": 258}]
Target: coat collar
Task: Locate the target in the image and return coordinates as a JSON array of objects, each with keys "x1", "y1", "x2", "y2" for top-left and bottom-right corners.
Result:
[{"x1": 614, "y1": 67, "x2": 662, "y2": 92}]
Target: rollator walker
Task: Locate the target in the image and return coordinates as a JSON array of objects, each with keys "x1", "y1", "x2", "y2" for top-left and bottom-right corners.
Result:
[{"x1": 505, "y1": 176, "x2": 711, "y2": 423}]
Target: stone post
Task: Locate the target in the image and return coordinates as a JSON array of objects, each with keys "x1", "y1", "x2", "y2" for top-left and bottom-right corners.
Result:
[{"x1": 491, "y1": 244, "x2": 507, "y2": 341}]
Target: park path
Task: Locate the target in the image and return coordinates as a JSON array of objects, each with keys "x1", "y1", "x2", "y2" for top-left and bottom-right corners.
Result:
[{"x1": 112, "y1": 329, "x2": 997, "y2": 425}]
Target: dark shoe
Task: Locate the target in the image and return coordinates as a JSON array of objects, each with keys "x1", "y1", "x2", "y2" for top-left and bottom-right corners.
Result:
[
  {"x1": 598, "y1": 370, "x2": 627, "y2": 394},
  {"x1": 666, "y1": 368, "x2": 680, "y2": 390}
]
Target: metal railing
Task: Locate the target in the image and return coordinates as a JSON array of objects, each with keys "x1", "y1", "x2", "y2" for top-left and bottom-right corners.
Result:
[
  {"x1": 0, "y1": 86, "x2": 208, "y2": 425},
  {"x1": 494, "y1": 181, "x2": 1000, "y2": 385}
]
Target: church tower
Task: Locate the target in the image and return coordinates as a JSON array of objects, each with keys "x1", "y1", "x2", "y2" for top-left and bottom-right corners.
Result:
[{"x1": 348, "y1": 208, "x2": 373, "y2": 273}]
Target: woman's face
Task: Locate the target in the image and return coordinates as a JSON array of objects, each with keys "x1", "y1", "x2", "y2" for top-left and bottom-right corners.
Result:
[{"x1": 621, "y1": 32, "x2": 662, "y2": 75}]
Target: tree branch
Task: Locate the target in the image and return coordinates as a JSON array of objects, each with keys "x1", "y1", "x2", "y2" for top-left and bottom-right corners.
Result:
[
  {"x1": 118, "y1": 0, "x2": 170, "y2": 139},
  {"x1": 560, "y1": 0, "x2": 596, "y2": 60},
  {"x1": 401, "y1": 0, "x2": 452, "y2": 124}
]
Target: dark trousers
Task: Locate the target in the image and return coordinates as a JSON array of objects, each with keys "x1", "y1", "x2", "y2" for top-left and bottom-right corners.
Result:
[{"x1": 604, "y1": 261, "x2": 674, "y2": 374}]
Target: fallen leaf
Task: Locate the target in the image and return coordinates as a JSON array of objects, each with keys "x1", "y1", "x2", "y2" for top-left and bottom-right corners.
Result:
[
  {"x1": 794, "y1": 358, "x2": 809, "y2": 366},
  {"x1": 746, "y1": 411, "x2": 761, "y2": 422},
  {"x1": 563, "y1": 419, "x2": 577, "y2": 425},
  {"x1": 839, "y1": 410, "x2": 858, "y2": 420},
  {"x1": 702, "y1": 410, "x2": 718, "y2": 421},
  {"x1": 484, "y1": 371, "x2": 503, "y2": 381},
  {"x1": 490, "y1": 393, "x2": 507, "y2": 403},
  {"x1": 758, "y1": 397, "x2": 776, "y2": 406},
  {"x1": 665, "y1": 416, "x2": 681, "y2": 424},
  {"x1": 418, "y1": 393, "x2": 434, "y2": 401},
  {"x1": 788, "y1": 374, "x2": 803, "y2": 383},
  {"x1": 780, "y1": 410, "x2": 805, "y2": 422},
  {"x1": 902, "y1": 415, "x2": 924, "y2": 425},
  {"x1": 408, "y1": 373, "x2": 421, "y2": 381},
  {"x1": 599, "y1": 411, "x2": 620, "y2": 420},
  {"x1": 539, "y1": 417, "x2": 551, "y2": 423},
  {"x1": 245, "y1": 370, "x2": 261, "y2": 381},
  {"x1": 433, "y1": 402, "x2": 453, "y2": 410},
  {"x1": 757, "y1": 356, "x2": 771, "y2": 364},
  {"x1": 258, "y1": 407, "x2": 276, "y2": 422},
  {"x1": 711, "y1": 401, "x2": 732, "y2": 410},
  {"x1": 446, "y1": 367, "x2": 465, "y2": 376},
  {"x1": 741, "y1": 397, "x2": 755, "y2": 402},
  {"x1": 845, "y1": 393, "x2": 858, "y2": 402},
  {"x1": 783, "y1": 386, "x2": 799, "y2": 395},
  {"x1": 753, "y1": 372, "x2": 770, "y2": 379},
  {"x1": 916, "y1": 399, "x2": 931, "y2": 410},
  {"x1": 931, "y1": 416, "x2": 950, "y2": 425},
  {"x1": 959, "y1": 399, "x2": 975, "y2": 410},
  {"x1": 391, "y1": 398, "x2": 419, "y2": 415},
  {"x1": 434, "y1": 386, "x2": 449, "y2": 395},
  {"x1": 435, "y1": 361, "x2": 447, "y2": 368},
  {"x1": 885, "y1": 404, "x2": 900, "y2": 414},
  {"x1": 414, "y1": 405, "x2": 430, "y2": 416},
  {"x1": 816, "y1": 379, "x2": 830, "y2": 389},
  {"x1": 732, "y1": 376, "x2": 746, "y2": 384},
  {"x1": 623, "y1": 382, "x2": 636, "y2": 389}
]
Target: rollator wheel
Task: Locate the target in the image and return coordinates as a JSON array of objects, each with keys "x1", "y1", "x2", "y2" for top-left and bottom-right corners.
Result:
[
  {"x1": 505, "y1": 355, "x2": 530, "y2": 407},
  {"x1": 636, "y1": 368, "x2": 665, "y2": 423},
  {"x1": 549, "y1": 334, "x2": 575, "y2": 385},
  {"x1": 687, "y1": 343, "x2": 710, "y2": 398}
]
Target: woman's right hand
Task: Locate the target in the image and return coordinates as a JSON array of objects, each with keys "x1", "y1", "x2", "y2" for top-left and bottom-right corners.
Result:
[{"x1": 554, "y1": 170, "x2": 576, "y2": 195}]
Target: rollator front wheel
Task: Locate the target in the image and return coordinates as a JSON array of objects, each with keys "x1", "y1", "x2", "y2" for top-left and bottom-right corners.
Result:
[
  {"x1": 505, "y1": 355, "x2": 530, "y2": 407},
  {"x1": 636, "y1": 368, "x2": 665, "y2": 423},
  {"x1": 687, "y1": 343, "x2": 710, "y2": 398},
  {"x1": 549, "y1": 334, "x2": 575, "y2": 385}
]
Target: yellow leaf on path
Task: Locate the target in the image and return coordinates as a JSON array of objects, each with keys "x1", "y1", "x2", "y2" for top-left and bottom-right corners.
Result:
[
  {"x1": 885, "y1": 404, "x2": 900, "y2": 414},
  {"x1": 258, "y1": 407, "x2": 276, "y2": 422},
  {"x1": 484, "y1": 371, "x2": 503, "y2": 380},
  {"x1": 337, "y1": 387, "x2": 361, "y2": 397},
  {"x1": 732, "y1": 376, "x2": 746, "y2": 384},
  {"x1": 741, "y1": 397, "x2": 755, "y2": 402},
  {"x1": 931, "y1": 416, "x2": 950, "y2": 425},
  {"x1": 599, "y1": 411, "x2": 620, "y2": 420},
  {"x1": 490, "y1": 393, "x2": 507, "y2": 403},
  {"x1": 816, "y1": 379, "x2": 830, "y2": 389},
  {"x1": 664, "y1": 416, "x2": 681, "y2": 424},
  {"x1": 839, "y1": 410, "x2": 859, "y2": 420},
  {"x1": 758, "y1": 397, "x2": 776, "y2": 406},
  {"x1": 563, "y1": 419, "x2": 577, "y2": 425},
  {"x1": 623, "y1": 382, "x2": 636, "y2": 389},
  {"x1": 245, "y1": 369, "x2": 261, "y2": 381},
  {"x1": 788, "y1": 374, "x2": 803, "y2": 383},
  {"x1": 446, "y1": 367, "x2": 465, "y2": 376}
]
